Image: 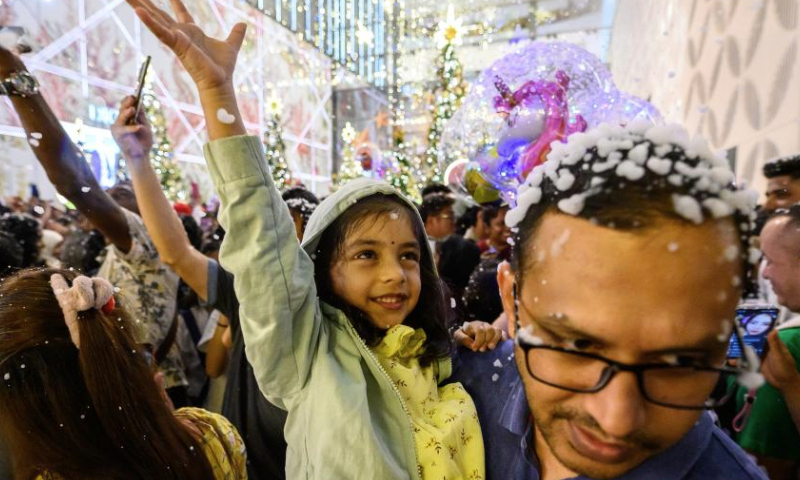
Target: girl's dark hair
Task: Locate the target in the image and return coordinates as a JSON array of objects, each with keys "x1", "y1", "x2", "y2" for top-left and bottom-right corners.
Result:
[
  {"x1": 0, "y1": 268, "x2": 216, "y2": 480},
  {"x1": 313, "y1": 194, "x2": 453, "y2": 365}
]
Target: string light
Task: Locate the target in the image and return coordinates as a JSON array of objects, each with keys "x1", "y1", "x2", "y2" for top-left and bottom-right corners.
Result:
[
  {"x1": 140, "y1": 84, "x2": 187, "y2": 201},
  {"x1": 333, "y1": 122, "x2": 364, "y2": 188}
]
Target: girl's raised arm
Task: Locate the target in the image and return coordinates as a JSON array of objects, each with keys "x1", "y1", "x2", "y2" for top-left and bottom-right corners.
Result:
[{"x1": 130, "y1": 0, "x2": 324, "y2": 401}]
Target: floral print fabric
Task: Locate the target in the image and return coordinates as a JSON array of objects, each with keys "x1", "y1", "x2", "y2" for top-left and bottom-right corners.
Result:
[{"x1": 372, "y1": 325, "x2": 486, "y2": 480}]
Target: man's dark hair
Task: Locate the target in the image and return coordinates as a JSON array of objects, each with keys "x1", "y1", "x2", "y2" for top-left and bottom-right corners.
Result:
[
  {"x1": 179, "y1": 214, "x2": 203, "y2": 251},
  {"x1": 463, "y1": 257, "x2": 504, "y2": 322},
  {"x1": 481, "y1": 201, "x2": 507, "y2": 226},
  {"x1": 509, "y1": 123, "x2": 756, "y2": 288},
  {"x1": 282, "y1": 187, "x2": 320, "y2": 232},
  {"x1": 281, "y1": 187, "x2": 320, "y2": 205},
  {"x1": 0, "y1": 231, "x2": 23, "y2": 278},
  {"x1": 421, "y1": 184, "x2": 452, "y2": 198},
  {"x1": 59, "y1": 229, "x2": 106, "y2": 276},
  {"x1": 763, "y1": 155, "x2": 800, "y2": 179},
  {"x1": 419, "y1": 193, "x2": 456, "y2": 223},
  {"x1": 0, "y1": 213, "x2": 41, "y2": 268}
]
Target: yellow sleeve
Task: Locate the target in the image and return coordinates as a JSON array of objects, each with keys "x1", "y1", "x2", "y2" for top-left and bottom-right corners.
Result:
[{"x1": 174, "y1": 407, "x2": 248, "y2": 479}]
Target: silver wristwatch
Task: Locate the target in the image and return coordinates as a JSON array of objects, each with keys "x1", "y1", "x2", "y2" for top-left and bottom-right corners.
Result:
[{"x1": 0, "y1": 71, "x2": 40, "y2": 97}]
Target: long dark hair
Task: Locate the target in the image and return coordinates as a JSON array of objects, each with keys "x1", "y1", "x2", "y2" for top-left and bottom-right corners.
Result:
[
  {"x1": 0, "y1": 268, "x2": 216, "y2": 480},
  {"x1": 313, "y1": 194, "x2": 453, "y2": 365}
]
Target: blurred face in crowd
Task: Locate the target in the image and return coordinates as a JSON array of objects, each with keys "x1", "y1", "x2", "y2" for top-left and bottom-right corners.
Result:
[
  {"x1": 488, "y1": 208, "x2": 511, "y2": 248},
  {"x1": 473, "y1": 209, "x2": 490, "y2": 241},
  {"x1": 764, "y1": 175, "x2": 800, "y2": 211},
  {"x1": 761, "y1": 216, "x2": 800, "y2": 312},
  {"x1": 424, "y1": 205, "x2": 457, "y2": 240},
  {"x1": 498, "y1": 213, "x2": 741, "y2": 480}
]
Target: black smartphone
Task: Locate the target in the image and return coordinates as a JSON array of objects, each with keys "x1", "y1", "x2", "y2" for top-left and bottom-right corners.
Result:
[
  {"x1": 726, "y1": 304, "x2": 779, "y2": 359},
  {"x1": 127, "y1": 55, "x2": 152, "y2": 125}
]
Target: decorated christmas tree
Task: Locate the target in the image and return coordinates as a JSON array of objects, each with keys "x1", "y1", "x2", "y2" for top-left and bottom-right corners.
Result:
[
  {"x1": 334, "y1": 122, "x2": 364, "y2": 188},
  {"x1": 423, "y1": 4, "x2": 466, "y2": 184},
  {"x1": 143, "y1": 88, "x2": 186, "y2": 201},
  {"x1": 384, "y1": 128, "x2": 421, "y2": 204},
  {"x1": 263, "y1": 95, "x2": 292, "y2": 190}
]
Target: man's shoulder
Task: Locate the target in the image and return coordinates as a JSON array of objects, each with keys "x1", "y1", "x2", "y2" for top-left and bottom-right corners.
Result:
[
  {"x1": 684, "y1": 426, "x2": 769, "y2": 480},
  {"x1": 451, "y1": 340, "x2": 519, "y2": 393}
]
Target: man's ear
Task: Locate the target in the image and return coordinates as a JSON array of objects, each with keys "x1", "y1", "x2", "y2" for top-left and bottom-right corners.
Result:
[{"x1": 497, "y1": 261, "x2": 517, "y2": 336}]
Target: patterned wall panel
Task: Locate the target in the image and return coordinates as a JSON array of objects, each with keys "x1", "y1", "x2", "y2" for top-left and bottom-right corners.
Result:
[
  {"x1": 609, "y1": 0, "x2": 800, "y2": 196},
  {"x1": 0, "y1": 0, "x2": 334, "y2": 198}
]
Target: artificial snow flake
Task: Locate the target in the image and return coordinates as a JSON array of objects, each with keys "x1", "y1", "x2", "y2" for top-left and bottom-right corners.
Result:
[{"x1": 216, "y1": 108, "x2": 236, "y2": 124}]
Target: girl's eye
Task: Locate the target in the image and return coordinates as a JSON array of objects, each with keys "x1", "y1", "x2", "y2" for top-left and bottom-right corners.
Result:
[
  {"x1": 401, "y1": 252, "x2": 419, "y2": 262},
  {"x1": 355, "y1": 250, "x2": 376, "y2": 260}
]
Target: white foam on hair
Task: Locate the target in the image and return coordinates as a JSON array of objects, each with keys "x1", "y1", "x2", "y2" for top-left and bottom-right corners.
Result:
[
  {"x1": 518, "y1": 325, "x2": 545, "y2": 346},
  {"x1": 505, "y1": 122, "x2": 758, "y2": 254}
]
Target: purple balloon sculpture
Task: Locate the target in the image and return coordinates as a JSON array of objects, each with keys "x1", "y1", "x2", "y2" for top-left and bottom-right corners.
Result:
[{"x1": 439, "y1": 41, "x2": 662, "y2": 203}]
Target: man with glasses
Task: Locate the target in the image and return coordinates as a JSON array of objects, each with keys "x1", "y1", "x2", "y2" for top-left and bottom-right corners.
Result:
[{"x1": 451, "y1": 122, "x2": 767, "y2": 480}]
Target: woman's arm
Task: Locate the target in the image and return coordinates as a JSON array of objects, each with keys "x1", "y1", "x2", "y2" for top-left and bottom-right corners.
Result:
[
  {"x1": 130, "y1": 0, "x2": 323, "y2": 400},
  {"x1": 111, "y1": 98, "x2": 210, "y2": 300}
]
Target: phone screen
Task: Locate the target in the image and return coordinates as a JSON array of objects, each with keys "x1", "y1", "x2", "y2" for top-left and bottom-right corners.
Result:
[
  {"x1": 726, "y1": 307, "x2": 779, "y2": 358},
  {"x1": 128, "y1": 56, "x2": 152, "y2": 125}
]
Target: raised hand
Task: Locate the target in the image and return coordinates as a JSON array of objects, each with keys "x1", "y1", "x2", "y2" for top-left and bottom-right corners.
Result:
[
  {"x1": 126, "y1": 0, "x2": 246, "y2": 94},
  {"x1": 111, "y1": 96, "x2": 154, "y2": 162},
  {"x1": 455, "y1": 321, "x2": 507, "y2": 352},
  {"x1": 762, "y1": 331, "x2": 800, "y2": 392},
  {"x1": 126, "y1": 0, "x2": 247, "y2": 140}
]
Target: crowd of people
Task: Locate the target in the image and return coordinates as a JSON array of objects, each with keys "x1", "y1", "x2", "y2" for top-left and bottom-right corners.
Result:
[{"x1": 0, "y1": 0, "x2": 799, "y2": 479}]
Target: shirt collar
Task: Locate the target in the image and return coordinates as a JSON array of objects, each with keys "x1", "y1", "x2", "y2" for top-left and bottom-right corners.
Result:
[
  {"x1": 610, "y1": 412, "x2": 713, "y2": 480},
  {"x1": 499, "y1": 374, "x2": 531, "y2": 436}
]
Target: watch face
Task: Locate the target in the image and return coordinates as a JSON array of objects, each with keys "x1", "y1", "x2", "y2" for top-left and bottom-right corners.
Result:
[{"x1": 11, "y1": 73, "x2": 38, "y2": 95}]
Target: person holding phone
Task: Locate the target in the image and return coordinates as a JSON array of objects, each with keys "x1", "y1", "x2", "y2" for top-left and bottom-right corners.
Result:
[
  {"x1": 0, "y1": 45, "x2": 189, "y2": 406},
  {"x1": 726, "y1": 206, "x2": 800, "y2": 480}
]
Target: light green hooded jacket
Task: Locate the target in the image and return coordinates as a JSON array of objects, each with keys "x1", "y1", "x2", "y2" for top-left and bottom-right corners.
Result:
[{"x1": 204, "y1": 135, "x2": 452, "y2": 480}]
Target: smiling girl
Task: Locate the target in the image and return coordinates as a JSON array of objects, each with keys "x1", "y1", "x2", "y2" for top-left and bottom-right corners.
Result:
[{"x1": 123, "y1": 0, "x2": 499, "y2": 478}]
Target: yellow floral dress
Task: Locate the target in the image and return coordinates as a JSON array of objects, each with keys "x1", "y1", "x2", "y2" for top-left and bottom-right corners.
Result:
[
  {"x1": 35, "y1": 408, "x2": 247, "y2": 480},
  {"x1": 372, "y1": 325, "x2": 486, "y2": 480},
  {"x1": 174, "y1": 407, "x2": 248, "y2": 479}
]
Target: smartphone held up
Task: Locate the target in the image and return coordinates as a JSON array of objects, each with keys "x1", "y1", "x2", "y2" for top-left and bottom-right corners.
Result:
[
  {"x1": 726, "y1": 303, "x2": 780, "y2": 359},
  {"x1": 127, "y1": 55, "x2": 152, "y2": 126}
]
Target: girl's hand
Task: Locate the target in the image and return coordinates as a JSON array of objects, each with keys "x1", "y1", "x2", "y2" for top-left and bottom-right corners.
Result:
[
  {"x1": 111, "y1": 96, "x2": 153, "y2": 162},
  {"x1": 125, "y1": 0, "x2": 246, "y2": 94},
  {"x1": 762, "y1": 331, "x2": 800, "y2": 392},
  {"x1": 126, "y1": 0, "x2": 247, "y2": 140},
  {"x1": 455, "y1": 321, "x2": 507, "y2": 352}
]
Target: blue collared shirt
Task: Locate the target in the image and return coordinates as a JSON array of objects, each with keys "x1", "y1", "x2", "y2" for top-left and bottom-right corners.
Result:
[{"x1": 450, "y1": 340, "x2": 769, "y2": 480}]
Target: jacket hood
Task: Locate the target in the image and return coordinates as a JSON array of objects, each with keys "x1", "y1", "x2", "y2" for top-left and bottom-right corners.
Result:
[{"x1": 301, "y1": 178, "x2": 435, "y2": 273}]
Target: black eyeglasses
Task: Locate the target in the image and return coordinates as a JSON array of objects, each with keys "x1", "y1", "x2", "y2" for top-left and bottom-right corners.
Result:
[
  {"x1": 515, "y1": 339, "x2": 740, "y2": 409},
  {"x1": 513, "y1": 284, "x2": 748, "y2": 410}
]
